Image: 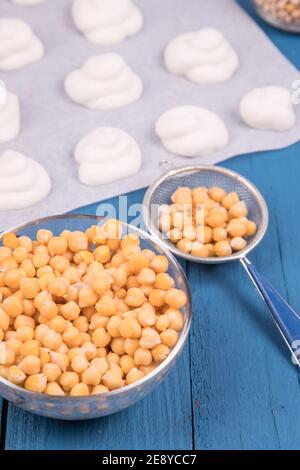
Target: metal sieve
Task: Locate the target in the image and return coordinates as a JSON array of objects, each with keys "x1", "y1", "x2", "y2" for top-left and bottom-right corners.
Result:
[{"x1": 143, "y1": 164, "x2": 300, "y2": 367}]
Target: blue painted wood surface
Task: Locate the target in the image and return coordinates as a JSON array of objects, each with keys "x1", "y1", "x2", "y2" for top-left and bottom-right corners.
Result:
[{"x1": 1, "y1": 0, "x2": 300, "y2": 450}]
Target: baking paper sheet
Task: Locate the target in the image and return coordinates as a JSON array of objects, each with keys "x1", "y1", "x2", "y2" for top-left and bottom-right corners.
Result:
[{"x1": 0, "y1": 0, "x2": 300, "y2": 230}]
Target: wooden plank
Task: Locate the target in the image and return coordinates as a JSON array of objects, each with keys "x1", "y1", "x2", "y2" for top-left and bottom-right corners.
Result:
[
  {"x1": 0, "y1": 399, "x2": 4, "y2": 450},
  {"x1": 4, "y1": 191, "x2": 193, "y2": 450}
]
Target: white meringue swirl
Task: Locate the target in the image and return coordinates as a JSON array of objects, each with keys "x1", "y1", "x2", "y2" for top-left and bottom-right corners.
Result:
[
  {"x1": 72, "y1": 0, "x2": 143, "y2": 45},
  {"x1": 164, "y1": 28, "x2": 238, "y2": 84},
  {"x1": 74, "y1": 127, "x2": 142, "y2": 186},
  {"x1": 155, "y1": 106, "x2": 229, "y2": 157},
  {"x1": 0, "y1": 150, "x2": 51, "y2": 211},
  {"x1": 64, "y1": 53, "x2": 143, "y2": 110},
  {"x1": 0, "y1": 18, "x2": 44, "y2": 71}
]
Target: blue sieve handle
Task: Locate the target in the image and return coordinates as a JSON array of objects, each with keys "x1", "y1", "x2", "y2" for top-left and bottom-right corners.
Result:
[{"x1": 241, "y1": 257, "x2": 300, "y2": 366}]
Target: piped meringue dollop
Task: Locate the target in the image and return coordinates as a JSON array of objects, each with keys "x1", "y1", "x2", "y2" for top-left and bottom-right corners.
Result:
[
  {"x1": 0, "y1": 92, "x2": 20, "y2": 144},
  {"x1": 74, "y1": 127, "x2": 142, "y2": 186},
  {"x1": 155, "y1": 106, "x2": 229, "y2": 157},
  {"x1": 64, "y1": 53, "x2": 143, "y2": 110},
  {"x1": 11, "y1": 0, "x2": 46, "y2": 5},
  {"x1": 0, "y1": 18, "x2": 44, "y2": 71},
  {"x1": 0, "y1": 150, "x2": 51, "y2": 211},
  {"x1": 72, "y1": 0, "x2": 143, "y2": 45},
  {"x1": 240, "y1": 86, "x2": 296, "y2": 132},
  {"x1": 164, "y1": 28, "x2": 238, "y2": 84}
]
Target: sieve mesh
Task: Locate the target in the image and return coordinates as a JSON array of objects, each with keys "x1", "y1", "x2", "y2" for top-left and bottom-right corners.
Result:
[{"x1": 143, "y1": 166, "x2": 269, "y2": 263}]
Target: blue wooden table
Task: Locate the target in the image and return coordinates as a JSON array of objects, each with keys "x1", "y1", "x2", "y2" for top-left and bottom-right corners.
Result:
[{"x1": 1, "y1": 1, "x2": 300, "y2": 450}]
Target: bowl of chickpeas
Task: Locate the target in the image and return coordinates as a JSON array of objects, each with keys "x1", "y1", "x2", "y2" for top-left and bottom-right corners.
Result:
[{"x1": 0, "y1": 215, "x2": 191, "y2": 420}]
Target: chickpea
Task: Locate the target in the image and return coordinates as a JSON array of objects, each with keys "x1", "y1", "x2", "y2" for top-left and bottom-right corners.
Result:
[
  {"x1": 50, "y1": 315, "x2": 68, "y2": 334},
  {"x1": 3, "y1": 233, "x2": 18, "y2": 249},
  {"x1": 32, "y1": 253, "x2": 50, "y2": 269},
  {"x1": 42, "y1": 330, "x2": 62, "y2": 350},
  {"x1": 20, "y1": 259, "x2": 35, "y2": 278},
  {"x1": 102, "y1": 368, "x2": 124, "y2": 390},
  {"x1": 70, "y1": 382, "x2": 90, "y2": 396},
  {"x1": 0, "y1": 308, "x2": 10, "y2": 331},
  {"x1": 149, "y1": 289, "x2": 166, "y2": 307},
  {"x1": 166, "y1": 228, "x2": 182, "y2": 243},
  {"x1": 191, "y1": 242, "x2": 210, "y2": 257},
  {"x1": 1, "y1": 256, "x2": 18, "y2": 273},
  {"x1": 90, "y1": 313, "x2": 109, "y2": 330},
  {"x1": 45, "y1": 382, "x2": 65, "y2": 396},
  {"x1": 16, "y1": 325, "x2": 34, "y2": 342},
  {"x1": 222, "y1": 191, "x2": 239, "y2": 209},
  {"x1": 20, "y1": 278, "x2": 41, "y2": 300},
  {"x1": 95, "y1": 295, "x2": 117, "y2": 316},
  {"x1": 68, "y1": 231, "x2": 88, "y2": 253},
  {"x1": 6, "y1": 339, "x2": 22, "y2": 356},
  {"x1": 125, "y1": 287, "x2": 146, "y2": 307},
  {"x1": 214, "y1": 240, "x2": 232, "y2": 257},
  {"x1": 119, "y1": 318, "x2": 141, "y2": 339},
  {"x1": 63, "y1": 326, "x2": 82, "y2": 348},
  {"x1": 13, "y1": 247, "x2": 28, "y2": 264},
  {"x1": 156, "y1": 314, "x2": 170, "y2": 332},
  {"x1": 47, "y1": 237, "x2": 68, "y2": 257},
  {"x1": 231, "y1": 237, "x2": 247, "y2": 252},
  {"x1": 124, "y1": 338, "x2": 140, "y2": 356},
  {"x1": 207, "y1": 207, "x2": 228, "y2": 228},
  {"x1": 176, "y1": 238, "x2": 192, "y2": 253},
  {"x1": 82, "y1": 365, "x2": 101, "y2": 386},
  {"x1": 8, "y1": 365, "x2": 26, "y2": 385},
  {"x1": 160, "y1": 329, "x2": 178, "y2": 348},
  {"x1": 50, "y1": 351, "x2": 69, "y2": 371},
  {"x1": 23, "y1": 299, "x2": 36, "y2": 317},
  {"x1": 91, "y1": 385, "x2": 109, "y2": 395},
  {"x1": 73, "y1": 315, "x2": 89, "y2": 333},
  {"x1": 25, "y1": 374, "x2": 47, "y2": 393},
  {"x1": 60, "y1": 301, "x2": 80, "y2": 321},
  {"x1": 37, "y1": 229, "x2": 53, "y2": 245},
  {"x1": 43, "y1": 363, "x2": 62, "y2": 382},
  {"x1": 208, "y1": 186, "x2": 226, "y2": 202},
  {"x1": 4, "y1": 268, "x2": 25, "y2": 290},
  {"x1": 139, "y1": 328, "x2": 161, "y2": 349},
  {"x1": 227, "y1": 219, "x2": 246, "y2": 238},
  {"x1": 59, "y1": 371, "x2": 79, "y2": 391},
  {"x1": 48, "y1": 277, "x2": 70, "y2": 298},
  {"x1": 166, "y1": 309, "x2": 184, "y2": 331},
  {"x1": 91, "y1": 357, "x2": 109, "y2": 375},
  {"x1": 92, "y1": 327, "x2": 111, "y2": 348},
  {"x1": 244, "y1": 219, "x2": 257, "y2": 237},
  {"x1": 134, "y1": 347, "x2": 152, "y2": 366},
  {"x1": 150, "y1": 256, "x2": 168, "y2": 274},
  {"x1": 152, "y1": 344, "x2": 170, "y2": 362},
  {"x1": 71, "y1": 355, "x2": 89, "y2": 374},
  {"x1": 34, "y1": 324, "x2": 50, "y2": 342},
  {"x1": 129, "y1": 253, "x2": 149, "y2": 274},
  {"x1": 0, "y1": 328, "x2": 3, "y2": 341},
  {"x1": 165, "y1": 288, "x2": 187, "y2": 309},
  {"x1": 3, "y1": 295, "x2": 23, "y2": 318},
  {"x1": 126, "y1": 368, "x2": 145, "y2": 385},
  {"x1": 192, "y1": 187, "x2": 209, "y2": 205},
  {"x1": 171, "y1": 187, "x2": 193, "y2": 205},
  {"x1": 94, "y1": 245, "x2": 111, "y2": 264},
  {"x1": 50, "y1": 255, "x2": 69, "y2": 273},
  {"x1": 40, "y1": 300, "x2": 58, "y2": 320},
  {"x1": 229, "y1": 201, "x2": 248, "y2": 219},
  {"x1": 19, "y1": 355, "x2": 41, "y2": 375},
  {"x1": 20, "y1": 339, "x2": 40, "y2": 357},
  {"x1": 2, "y1": 349, "x2": 15, "y2": 366},
  {"x1": 212, "y1": 227, "x2": 227, "y2": 242},
  {"x1": 137, "y1": 306, "x2": 156, "y2": 327},
  {"x1": 120, "y1": 355, "x2": 135, "y2": 375}
]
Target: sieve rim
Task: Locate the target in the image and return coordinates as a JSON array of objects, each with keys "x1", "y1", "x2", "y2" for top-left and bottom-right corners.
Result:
[{"x1": 143, "y1": 165, "x2": 269, "y2": 264}]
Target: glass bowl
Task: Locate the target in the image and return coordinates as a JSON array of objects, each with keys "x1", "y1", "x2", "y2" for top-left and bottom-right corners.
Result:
[
  {"x1": 0, "y1": 214, "x2": 192, "y2": 420},
  {"x1": 252, "y1": 0, "x2": 300, "y2": 33}
]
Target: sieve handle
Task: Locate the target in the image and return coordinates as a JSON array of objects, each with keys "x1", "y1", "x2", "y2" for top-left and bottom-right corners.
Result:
[{"x1": 241, "y1": 257, "x2": 300, "y2": 367}]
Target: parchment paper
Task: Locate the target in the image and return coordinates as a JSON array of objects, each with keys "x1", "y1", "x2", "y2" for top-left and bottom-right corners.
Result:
[{"x1": 0, "y1": 0, "x2": 300, "y2": 230}]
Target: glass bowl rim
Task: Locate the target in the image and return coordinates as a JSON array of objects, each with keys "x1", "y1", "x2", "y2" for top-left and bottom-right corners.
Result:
[{"x1": 0, "y1": 213, "x2": 192, "y2": 402}]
